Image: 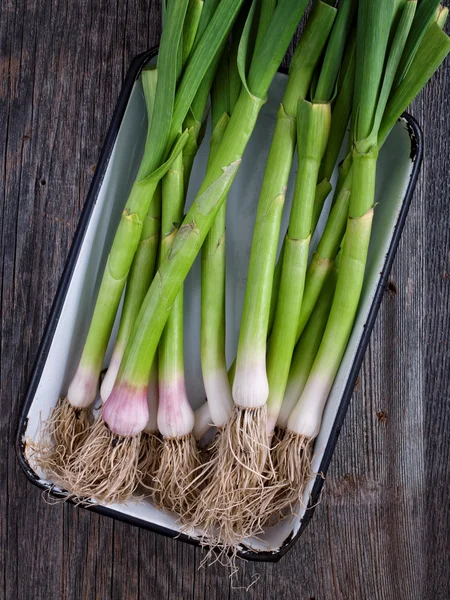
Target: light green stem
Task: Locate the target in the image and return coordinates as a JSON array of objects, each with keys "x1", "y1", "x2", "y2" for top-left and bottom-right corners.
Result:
[
  {"x1": 295, "y1": 177, "x2": 351, "y2": 342},
  {"x1": 266, "y1": 100, "x2": 331, "y2": 427},
  {"x1": 100, "y1": 186, "x2": 162, "y2": 399},
  {"x1": 123, "y1": 188, "x2": 161, "y2": 332},
  {"x1": 201, "y1": 113, "x2": 233, "y2": 426},
  {"x1": 277, "y1": 265, "x2": 338, "y2": 429},
  {"x1": 288, "y1": 1, "x2": 450, "y2": 439},
  {"x1": 232, "y1": 0, "x2": 336, "y2": 408},
  {"x1": 269, "y1": 18, "x2": 356, "y2": 340},
  {"x1": 200, "y1": 29, "x2": 242, "y2": 427},
  {"x1": 288, "y1": 150, "x2": 376, "y2": 438},
  {"x1": 159, "y1": 151, "x2": 185, "y2": 385}
]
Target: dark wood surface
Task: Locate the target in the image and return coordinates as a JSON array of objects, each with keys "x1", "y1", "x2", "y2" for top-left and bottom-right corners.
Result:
[{"x1": 1, "y1": 2, "x2": 450, "y2": 599}]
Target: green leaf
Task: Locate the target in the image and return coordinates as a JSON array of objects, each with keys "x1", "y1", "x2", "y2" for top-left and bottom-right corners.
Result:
[
  {"x1": 138, "y1": 130, "x2": 189, "y2": 187},
  {"x1": 141, "y1": 67, "x2": 158, "y2": 130},
  {"x1": 191, "y1": 0, "x2": 220, "y2": 52},
  {"x1": 353, "y1": 0, "x2": 395, "y2": 142},
  {"x1": 247, "y1": 0, "x2": 310, "y2": 99},
  {"x1": 379, "y1": 22, "x2": 450, "y2": 146},
  {"x1": 253, "y1": 0, "x2": 277, "y2": 57},
  {"x1": 137, "y1": 0, "x2": 189, "y2": 180},
  {"x1": 360, "y1": 0, "x2": 416, "y2": 151},
  {"x1": 237, "y1": 0, "x2": 259, "y2": 97},
  {"x1": 194, "y1": 160, "x2": 241, "y2": 216},
  {"x1": 183, "y1": 0, "x2": 204, "y2": 66},
  {"x1": 314, "y1": 0, "x2": 356, "y2": 103},
  {"x1": 171, "y1": 0, "x2": 245, "y2": 140},
  {"x1": 394, "y1": 0, "x2": 441, "y2": 86}
]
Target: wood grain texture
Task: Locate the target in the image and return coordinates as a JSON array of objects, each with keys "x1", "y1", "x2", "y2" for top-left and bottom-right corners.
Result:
[{"x1": 1, "y1": 2, "x2": 449, "y2": 599}]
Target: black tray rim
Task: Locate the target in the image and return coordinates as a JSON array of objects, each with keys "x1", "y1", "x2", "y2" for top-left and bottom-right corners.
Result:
[{"x1": 15, "y1": 47, "x2": 424, "y2": 563}]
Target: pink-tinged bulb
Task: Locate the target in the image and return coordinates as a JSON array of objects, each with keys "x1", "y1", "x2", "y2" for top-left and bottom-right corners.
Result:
[
  {"x1": 102, "y1": 381, "x2": 149, "y2": 437},
  {"x1": 157, "y1": 378, "x2": 194, "y2": 438},
  {"x1": 68, "y1": 365, "x2": 98, "y2": 409}
]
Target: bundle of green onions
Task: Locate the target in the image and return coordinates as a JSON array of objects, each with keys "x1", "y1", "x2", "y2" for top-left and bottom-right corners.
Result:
[{"x1": 37, "y1": 0, "x2": 449, "y2": 559}]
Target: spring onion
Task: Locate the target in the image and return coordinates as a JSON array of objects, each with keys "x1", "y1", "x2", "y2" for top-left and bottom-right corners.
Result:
[{"x1": 280, "y1": 0, "x2": 450, "y2": 514}]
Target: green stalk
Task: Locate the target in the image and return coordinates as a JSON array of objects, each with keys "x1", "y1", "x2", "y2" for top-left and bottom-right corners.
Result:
[
  {"x1": 263, "y1": 1, "x2": 354, "y2": 429},
  {"x1": 157, "y1": 151, "x2": 194, "y2": 438},
  {"x1": 201, "y1": 111, "x2": 232, "y2": 427},
  {"x1": 100, "y1": 68, "x2": 161, "y2": 402},
  {"x1": 287, "y1": 152, "x2": 375, "y2": 439},
  {"x1": 353, "y1": 2, "x2": 393, "y2": 145},
  {"x1": 277, "y1": 264, "x2": 338, "y2": 429},
  {"x1": 100, "y1": 186, "x2": 162, "y2": 401},
  {"x1": 288, "y1": 6, "x2": 450, "y2": 354},
  {"x1": 114, "y1": 0, "x2": 311, "y2": 397},
  {"x1": 182, "y1": 0, "x2": 230, "y2": 196},
  {"x1": 228, "y1": 12, "x2": 244, "y2": 111},
  {"x1": 295, "y1": 181, "x2": 350, "y2": 342},
  {"x1": 232, "y1": 0, "x2": 336, "y2": 410},
  {"x1": 67, "y1": 1, "x2": 189, "y2": 408},
  {"x1": 69, "y1": 0, "x2": 249, "y2": 412},
  {"x1": 313, "y1": 33, "x2": 356, "y2": 227},
  {"x1": 266, "y1": 100, "x2": 331, "y2": 431},
  {"x1": 200, "y1": 34, "x2": 242, "y2": 428},
  {"x1": 269, "y1": 20, "x2": 357, "y2": 338},
  {"x1": 191, "y1": 0, "x2": 220, "y2": 51},
  {"x1": 288, "y1": 0, "x2": 415, "y2": 439}
]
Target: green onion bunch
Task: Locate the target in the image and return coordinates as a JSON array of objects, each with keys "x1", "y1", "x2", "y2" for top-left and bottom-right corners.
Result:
[{"x1": 37, "y1": 0, "x2": 450, "y2": 559}]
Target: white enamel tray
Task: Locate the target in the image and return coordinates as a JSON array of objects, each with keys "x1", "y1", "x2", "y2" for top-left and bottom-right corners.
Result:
[{"x1": 17, "y1": 49, "x2": 422, "y2": 562}]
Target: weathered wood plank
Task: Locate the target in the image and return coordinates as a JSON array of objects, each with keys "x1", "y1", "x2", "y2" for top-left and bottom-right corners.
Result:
[
  {"x1": 413, "y1": 62, "x2": 450, "y2": 599},
  {"x1": 1, "y1": 1, "x2": 450, "y2": 599}
]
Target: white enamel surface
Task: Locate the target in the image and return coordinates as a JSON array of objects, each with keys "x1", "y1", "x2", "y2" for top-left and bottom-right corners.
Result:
[{"x1": 21, "y1": 70, "x2": 415, "y2": 554}]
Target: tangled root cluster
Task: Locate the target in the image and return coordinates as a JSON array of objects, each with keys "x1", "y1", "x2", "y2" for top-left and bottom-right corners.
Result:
[
  {"x1": 61, "y1": 418, "x2": 142, "y2": 504},
  {"x1": 35, "y1": 397, "x2": 91, "y2": 483},
  {"x1": 151, "y1": 433, "x2": 201, "y2": 519}
]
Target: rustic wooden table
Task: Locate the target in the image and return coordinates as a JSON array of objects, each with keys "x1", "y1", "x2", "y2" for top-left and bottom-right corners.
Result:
[{"x1": 1, "y1": 2, "x2": 449, "y2": 599}]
